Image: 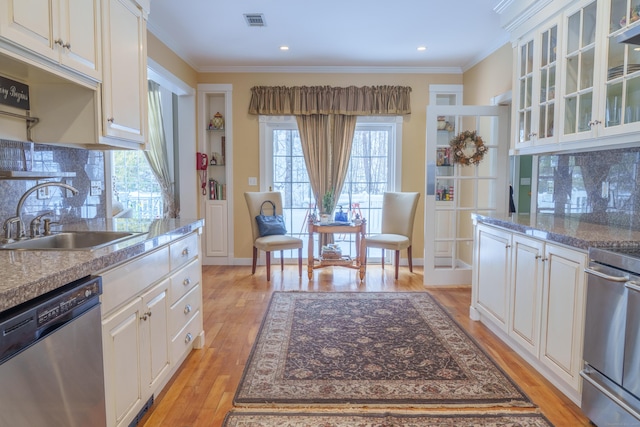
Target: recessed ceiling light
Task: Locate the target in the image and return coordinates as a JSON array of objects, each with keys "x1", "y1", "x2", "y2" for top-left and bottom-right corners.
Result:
[
  {"x1": 417, "y1": 46, "x2": 427, "y2": 51},
  {"x1": 280, "y1": 46, "x2": 289, "y2": 51}
]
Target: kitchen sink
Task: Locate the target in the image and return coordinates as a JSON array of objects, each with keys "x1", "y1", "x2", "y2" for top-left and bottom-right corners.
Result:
[{"x1": 0, "y1": 231, "x2": 143, "y2": 251}]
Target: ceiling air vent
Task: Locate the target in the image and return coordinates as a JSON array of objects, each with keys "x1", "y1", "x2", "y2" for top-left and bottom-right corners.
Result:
[{"x1": 244, "y1": 13, "x2": 266, "y2": 27}]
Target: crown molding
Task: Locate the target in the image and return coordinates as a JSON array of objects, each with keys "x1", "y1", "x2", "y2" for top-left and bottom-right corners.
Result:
[{"x1": 197, "y1": 65, "x2": 463, "y2": 74}]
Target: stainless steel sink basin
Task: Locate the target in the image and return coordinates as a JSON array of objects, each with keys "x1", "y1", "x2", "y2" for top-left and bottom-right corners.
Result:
[{"x1": 0, "y1": 231, "x2": 142, "y2": 251}]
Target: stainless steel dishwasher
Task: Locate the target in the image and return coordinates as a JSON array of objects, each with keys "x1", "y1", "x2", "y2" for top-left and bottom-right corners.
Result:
[{"x1": 0, "y1": 275, "x2": 106, "y2": 427}]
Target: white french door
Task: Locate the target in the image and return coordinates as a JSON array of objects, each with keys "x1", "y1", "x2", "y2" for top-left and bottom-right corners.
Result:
[{"x1": 424, "y1": 105, "x2": 509, "y2": 285}]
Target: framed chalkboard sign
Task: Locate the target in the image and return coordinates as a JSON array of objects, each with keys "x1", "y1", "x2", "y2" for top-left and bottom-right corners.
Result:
[{"x1": 0, "y1": 76, "x2": 30, "y2": 110}]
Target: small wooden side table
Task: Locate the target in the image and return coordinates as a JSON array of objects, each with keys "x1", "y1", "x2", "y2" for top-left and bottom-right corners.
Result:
[{"x1": 307, "y1": 218, "x2": 367, "y2": 280}]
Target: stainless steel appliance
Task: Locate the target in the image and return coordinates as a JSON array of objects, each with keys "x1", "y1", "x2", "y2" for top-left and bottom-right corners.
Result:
[
  {"x1": 582, "y1": 247, "x2": 640, "y2": 426},
  {"x1": 0, "y1": 276, "x2": 106, "y2": 426}
]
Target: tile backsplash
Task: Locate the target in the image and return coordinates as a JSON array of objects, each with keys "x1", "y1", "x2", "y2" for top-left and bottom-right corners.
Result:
[
  {"x1": 538, "y1": 146, "x2": 640, "y2": 229},
  {"x1": 0, "y1": 140, "x2": 106, "y2": 228}
]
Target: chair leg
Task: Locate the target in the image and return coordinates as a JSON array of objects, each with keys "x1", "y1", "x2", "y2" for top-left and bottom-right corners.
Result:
[
  {"x1": 252, "y1": 247, "x2": 258, "y2": 274},
  {"x1": 280, "y1": 250, "x2": 284, "y2": 271},
  {"x1": 381, "y1": 249, "x2": 385, "y2": 270},
  {"x1": 266, "y1": 251, "x2": 271, "y2": 281},
  {"x1": 408, "y1": 246, "x2": 413, "y2": 272},
  {"x1": 394, "y1": 250, "x2": 400, "y2": 280},
  {"x1": 298, "y1": 247, "x2": 302, "y2": 277}
]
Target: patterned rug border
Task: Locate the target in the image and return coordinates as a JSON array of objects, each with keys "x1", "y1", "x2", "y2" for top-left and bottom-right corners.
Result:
[
  {"x1": 234, "y1": 291, "x2": 535, "y2": 409},
  {"x1": 222, "y1": 409, "x2": 554, "y2": 427}
]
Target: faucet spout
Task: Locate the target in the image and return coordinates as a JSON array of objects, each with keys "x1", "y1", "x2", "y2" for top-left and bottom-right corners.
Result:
[{"x1": 14, "y1": 182, "x2": 79, "y2": 239}]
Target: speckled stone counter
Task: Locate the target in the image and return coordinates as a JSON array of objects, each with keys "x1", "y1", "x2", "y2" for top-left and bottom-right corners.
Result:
[
  {"x1": 0, "y1": 217, "x2": 204, "y2": 313},
  {"x1": 473, "y1": 213, "x2": 640, "y2": 251}
]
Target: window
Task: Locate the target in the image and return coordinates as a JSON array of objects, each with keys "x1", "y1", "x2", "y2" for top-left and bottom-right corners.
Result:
[
  {"x1": 260, "y1": 116, "x2": 402, "y2": 260},
  {"x1": 112, "y1": 150, "x2": 163, "y2": 219}
]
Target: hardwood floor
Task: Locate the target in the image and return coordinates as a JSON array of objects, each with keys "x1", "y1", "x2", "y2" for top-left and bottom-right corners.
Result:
[{"x1": 139, "y1": 265, "x2": 591, "y2": 427}]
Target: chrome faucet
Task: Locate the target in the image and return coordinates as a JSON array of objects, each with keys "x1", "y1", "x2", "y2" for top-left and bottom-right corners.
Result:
[{"x1": 8, "y1": 182, "x2": 79, "y2": 240}]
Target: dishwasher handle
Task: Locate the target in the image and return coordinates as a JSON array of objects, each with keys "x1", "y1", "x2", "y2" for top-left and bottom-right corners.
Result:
[{"x1": 585, "y1": 267, "x2": 630, "y2": 282}]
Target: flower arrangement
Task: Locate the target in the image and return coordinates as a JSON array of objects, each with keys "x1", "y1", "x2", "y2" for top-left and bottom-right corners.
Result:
[
  {"x1": 322, "y1": 189, "x2": 334, "y2": 214},
  {"x1": 449, "y1": 130, "x2": 487, "y2": 166}
]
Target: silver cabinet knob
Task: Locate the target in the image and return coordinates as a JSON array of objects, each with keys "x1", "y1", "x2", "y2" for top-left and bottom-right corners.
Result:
[
  {"x1": 184, "y1": 333, "x2": 193, "y2": 344},
  {"x1": 182, "y1": 277, "x2": 191, "y2": 286},
  {"x1": 184, "y1": 304, "x2": 192, "y2": 315}
]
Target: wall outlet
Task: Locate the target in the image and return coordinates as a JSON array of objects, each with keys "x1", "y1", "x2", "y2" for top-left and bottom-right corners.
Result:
[
  {"x1": 248, "y1": 177, "x2": 258, "y2": 186},
  {"x1": 90, "y1": 181, "x2": 103, "y2": 196}
]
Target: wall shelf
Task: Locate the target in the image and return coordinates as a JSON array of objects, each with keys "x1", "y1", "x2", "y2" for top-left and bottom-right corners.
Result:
[{"x1": 0, "y1": 171, "x2": 76, "y2": 180}]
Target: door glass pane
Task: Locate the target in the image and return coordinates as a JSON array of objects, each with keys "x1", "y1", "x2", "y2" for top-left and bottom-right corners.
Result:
[
  {"x1": 565, "y1": 96, "x2": 577, "y2": 134},
  {"x1": 580, "y1": 48, "x2": 595, "y2": 90},
  {"x1": 626, "y1": 76, "x2": 640, "y2": 123},
  {"x1": 578, "y1": 92, "x2": 593, "y2": 131},
  {"x1": 583, "y1": 2, "x2": 597, "y2": 46},
  {"x1": 566, "y1": 55, "x2": 579, "y2": 94},
  {"x1": 607, "y1": 82, "x2": 623, "y2": 126},
  {"x1": 477, "y1": 179, "x2": 497, "y2": 209}
]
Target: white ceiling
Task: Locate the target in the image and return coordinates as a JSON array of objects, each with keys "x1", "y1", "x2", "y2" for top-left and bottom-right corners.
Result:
[{"x1": 146, "y1": 0, "x2": 511, "y2": 73}]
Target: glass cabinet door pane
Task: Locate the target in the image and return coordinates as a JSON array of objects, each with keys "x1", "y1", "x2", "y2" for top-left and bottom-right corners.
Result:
[
  {"x1": 606, "y1": 82, "x2": 623, "y2": 126},
  {"x1": 566, "y1": 55, "x2": 579, "y2": 94},
  {"x1": 542, "y1": 31, "x2": 549, "y2": 66},
  {"x1": 565, "y1": 96, "x2": 577, "y2": 134},
  {"x1": 607, "y1": 36, "x2": 624, "y2": 78},
  {"x1": 549, "y1": 65, "x2": 556, "y2": 100},
  {"x1": 541, "y1": 68, "x2": 548, "y2": 103},
  {"x1": 526, "y1": 40, "x2": 534, "y2": 74},
  {"x1": 625, "y1": 76, "x2": 640, "y2": 123},
  {"x1": 578, "y1": 92, "x2": 593, "y2": 131},
  {"x1": 567, "y1": 12, "x2": 580, "y2": 53},
  {"x1": 582, "y1": 2, "x2": 597, "y2": 46},
  {"x1": 550, "y1": 26, "x2": 557, "y2": 63},
  {"x1": 580, "y1": 48, "x2": 595, "y2": 90}
]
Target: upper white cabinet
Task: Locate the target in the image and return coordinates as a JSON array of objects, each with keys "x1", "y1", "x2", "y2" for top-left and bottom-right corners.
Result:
[
  {"x1": 508, "y1": 0, "x2": 640, "y2": 154},
  {"x1": 0, "y1": 0, "x2": 101, "y2": 81},
  {"x1": 100, "y1": 0, "x2": 147, "y2": 148}
]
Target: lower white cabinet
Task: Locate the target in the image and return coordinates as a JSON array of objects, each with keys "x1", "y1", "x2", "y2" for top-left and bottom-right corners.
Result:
[
  {"x1": 205, "y1": 200, "x2": 228, "y2": 257},
  {"x1": 471, "y1": 222, "x2": 587, "y2": 404},
  {"x1": 100, "y1": 231, "x2": 204, "y2": 427}
]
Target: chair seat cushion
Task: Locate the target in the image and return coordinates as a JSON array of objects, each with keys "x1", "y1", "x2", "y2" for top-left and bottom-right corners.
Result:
[
  {"x1": 365, "y1": 233, "x2": 410, "y2": 251},
  {"x1": 255, "y1": 235, "x2": 303, "y2": 251}
]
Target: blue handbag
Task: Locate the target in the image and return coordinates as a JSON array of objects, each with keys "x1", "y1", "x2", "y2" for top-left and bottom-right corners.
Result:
[
  {"x1": 255, "y1": 200, "x2": 287, "y2": 236},
  {"x1": 334, "y1": 205, "x2": 348, "y2": 222}
]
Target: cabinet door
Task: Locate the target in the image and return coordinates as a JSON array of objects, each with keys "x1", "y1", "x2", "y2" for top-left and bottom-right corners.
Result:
[
  {"x1": 102, "y1": 297, "x2": 145, "y2": 427},
  {"x1": 473, "y1": 224, "x2": 511, "y2": 331},
  {"x1": 509, "y1": 235, "x2": 544, "y2": 356},
  {"x1": 0, "y1": 0, "x2": 56, "y2": 60},
  {"x1": 58, "y1": 0, "x2": 100, "y2": 80},
  {"x1": 515, "y1": 37, "x2": 535, "y2": 147},
  {"x1": 560, "y1": 0, "x2": 600, "y2": 142},
  {"x1": 101, "y1": 0, "x2": 147, "y2": 146},
  {"x1": 205, "y1": 200, "x2": 228, "y2": 257},
  {"x1": 540, "y1": 243, "x2": 586, "y2": 390},
  {"x1": 141, "y1": 279, "x2": 171, "y2": 391}
]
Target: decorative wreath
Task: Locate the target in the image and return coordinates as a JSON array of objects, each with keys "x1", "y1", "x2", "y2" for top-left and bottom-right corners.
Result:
[{"x1": 449, "y1": 130, "x2": 487, "y2": 166}]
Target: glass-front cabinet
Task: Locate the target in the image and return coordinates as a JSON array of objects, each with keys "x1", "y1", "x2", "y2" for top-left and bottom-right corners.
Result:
[
  {"x1": 561, "y1": 0, "x2": 599, "y2": 142},
  {"x1": 514, "y1": 18, "x2": 559, "y2": 150},
  {"x1": 598, "y1": 0, "x2": 640, "y2": 136}
]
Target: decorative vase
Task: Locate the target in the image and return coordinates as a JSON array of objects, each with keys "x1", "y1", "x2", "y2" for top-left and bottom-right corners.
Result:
[
  {"x1": 319, "y1": 214, "x2": 331, "y2": 224},
  {"x1": 212, "y1": 112, "x2": 224, "y2": 130}
]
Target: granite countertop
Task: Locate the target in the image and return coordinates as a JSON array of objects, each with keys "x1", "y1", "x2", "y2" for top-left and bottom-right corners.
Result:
[
  {"x1": 473, "y1": 213, "x2": 640, "y2": 251},
  {"x1": 0, "y1": 217, "x2": 204, "y2": 313}
]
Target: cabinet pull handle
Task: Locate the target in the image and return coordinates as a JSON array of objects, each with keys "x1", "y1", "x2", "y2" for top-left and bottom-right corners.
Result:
[
  {"x1": 140, "y1": 310, "x2": 152, "y2": 321},
  {"x1": 505, "y1": 244, "x2": 511, "y2": 248},
  {"x1": 184, "y1": 333, "x2": 193, "y2": 344},
  {"x1": 584, "y1": 267, "x2": 629, "y2": 282},
  {"x1": 63, "y1": 42, "x2": 71, "y2": 49},
  {"x1": 184, "y1": 304, "x2": 192, "y2": 315},
  {"x1": 54, "y1": 38, "x2": 64, "y2": 46},
  {"x1": 183, "y1": 277, "x2": 191, "y2": 286},
  {"x1": 107, "y1": 117, "x2": 114, "y2": 123},
  {"x1": 182, "y1": 247, "x2": 190, "y2": 256},
  {"x1": 535, "y1": 255, "x2": 541, "y2": 259}
]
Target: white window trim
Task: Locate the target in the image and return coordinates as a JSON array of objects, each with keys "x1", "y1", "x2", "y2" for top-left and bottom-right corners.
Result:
[{"x1": 258, "y1": 115, "x2": 403, "y2": 191}]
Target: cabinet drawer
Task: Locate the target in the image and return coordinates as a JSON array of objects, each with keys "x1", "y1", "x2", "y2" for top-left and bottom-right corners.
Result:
[
  {"x1": 170, "y1": 233, "x2": 199, "y2": 270},
  {"x1": 169, "y1": 258, "x2": 201, "y2": 305},
  {"x1": 100, "y1": 246, "x2": 170, "y2": 315},
  {"x1": 171, "y1": 309, "x2": 202, "y2": 364},
  {"x1": 169, "y1": 284, "x2": 201, "y2": 339}
]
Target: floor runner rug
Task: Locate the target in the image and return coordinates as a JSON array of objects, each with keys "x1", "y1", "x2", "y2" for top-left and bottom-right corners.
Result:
[
  {"x1": 222, "y1": 411, "x2": 553, "y2": 426},
  {"x1": 234, "y1": 292, "x2": 534, "y2": 408}
]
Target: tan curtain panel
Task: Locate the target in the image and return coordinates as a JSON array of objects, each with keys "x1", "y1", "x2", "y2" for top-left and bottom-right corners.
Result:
[{"x1": 249, "y1": 85, "x2": 411, "y2": 116}]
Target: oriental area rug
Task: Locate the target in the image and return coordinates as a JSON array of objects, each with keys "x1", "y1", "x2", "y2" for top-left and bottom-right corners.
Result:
[
  {"x1": 222, "y1": 411, "x2": 553, "y2": 427},
  {"x1": 233, "y1": 292, "x2": 534, "y2": 409}
]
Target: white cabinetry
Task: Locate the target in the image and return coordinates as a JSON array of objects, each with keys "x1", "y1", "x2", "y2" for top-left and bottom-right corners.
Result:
[
  {"x1": 100, "y1": 0, "x2": 148, "y2": 148},
  {"x1": 0, "y1": 0, "x2": 101, "y2": 80},
  {"x1": 471, "y1": 221, "x2": 587, "y2": 404},
  {"x1": 509, "y1": 0, "x2": 640, "y2": 154},
  {"x1": 198, "y1": 84, "x2": 233, "y2": 264},
  {"x1": 101, "y1": 231, "x2": 203, "y2": 427}
]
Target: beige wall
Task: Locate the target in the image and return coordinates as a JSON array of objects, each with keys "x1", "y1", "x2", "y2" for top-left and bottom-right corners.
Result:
[
  {"x1": 148, "y1": 34, "x2": 514, "y2": 264},
  {"x1": 197, "y1": 72, "x2": 461, "y2": 260}
]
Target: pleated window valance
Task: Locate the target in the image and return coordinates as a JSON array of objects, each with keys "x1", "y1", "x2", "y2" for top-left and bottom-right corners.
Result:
[{"x1": 248, "y1": 85, "x2": 412, "y2": 116}]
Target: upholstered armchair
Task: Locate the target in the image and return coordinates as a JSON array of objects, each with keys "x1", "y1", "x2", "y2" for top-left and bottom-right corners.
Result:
[
  {"x1": 363, "y1": 192, "x2": 420, "y2": 279},
  {"x1": 244, "y1": 192, "x2": 303, "y2": 281}
]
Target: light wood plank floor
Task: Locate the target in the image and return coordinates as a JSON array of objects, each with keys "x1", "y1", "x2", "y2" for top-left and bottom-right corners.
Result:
[{"x1": 139, "y1": 265, "x2": 591, "y2": 427}]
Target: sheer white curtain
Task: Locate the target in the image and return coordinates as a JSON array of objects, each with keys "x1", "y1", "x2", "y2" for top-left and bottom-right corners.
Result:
[{"x1": 146, "y1": 80, "x2": 178, "y2": 218}]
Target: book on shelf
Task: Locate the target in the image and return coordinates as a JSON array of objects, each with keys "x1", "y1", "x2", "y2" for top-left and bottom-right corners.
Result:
[{"x1": 208, "y1": 179, "x2": 226, "y2": 200}]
